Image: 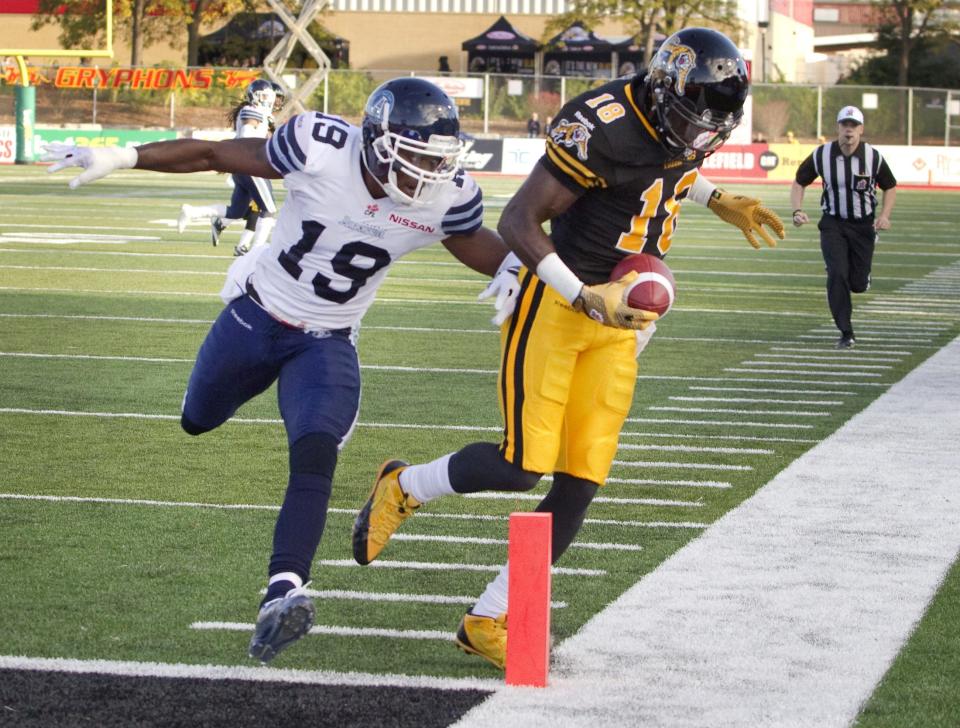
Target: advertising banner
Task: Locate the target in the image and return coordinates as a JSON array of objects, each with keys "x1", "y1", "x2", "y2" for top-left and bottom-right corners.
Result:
[
  {"x1": 879, "y1": 145, "x2": 960, "y2": 186},
  {"x1": 0, "y1": 127, "x2": 15, "y2": 164},
  {"x1": 0, "y1": 127, "x2": 179, "y2": 163},
  {"x1": 461, "y1": 138, "x2": 503, "y2": 172},
  {"x1": 699, "y1": 143, "x2": 769, "y2": 178},
  {"x1": 501, "y1": 138, "x2": 546, "y2": 175}
]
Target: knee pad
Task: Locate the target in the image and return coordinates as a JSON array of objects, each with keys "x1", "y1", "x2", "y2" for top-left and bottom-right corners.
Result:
[
  {"x1": 289, "y1": 432, "x2": 339, "y2": 478},
  {"x1": 180, "y1": 413, "x2": 211, "y2": 436}
]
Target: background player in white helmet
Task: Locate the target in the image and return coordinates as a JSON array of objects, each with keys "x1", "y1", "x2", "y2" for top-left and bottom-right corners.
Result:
[
  {"x1": 177, "y1": 79, "x2": 281, "y2": 256},
  {"x1": 42, "y1": 77, "x2": 510, "y2": 664}
]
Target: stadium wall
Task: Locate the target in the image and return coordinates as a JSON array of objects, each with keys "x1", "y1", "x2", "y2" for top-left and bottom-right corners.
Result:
[{"x1": 3, "y1": 124, "x2": 959, "y2": 187}]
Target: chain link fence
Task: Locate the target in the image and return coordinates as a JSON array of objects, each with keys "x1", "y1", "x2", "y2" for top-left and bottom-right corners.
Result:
[{"x1": 2, "y1": 65, "x2": 958, "y2": 145}]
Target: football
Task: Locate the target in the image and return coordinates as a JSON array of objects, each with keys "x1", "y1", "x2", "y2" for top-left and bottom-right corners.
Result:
[{"x1": 609, "y1": 253, "x2": 676, "y2": 316}]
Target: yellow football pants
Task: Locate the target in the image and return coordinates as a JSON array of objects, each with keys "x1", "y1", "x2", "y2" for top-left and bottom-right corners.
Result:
[{"x1": 498, "y1": 268, "x2": 638, "y2": 485}]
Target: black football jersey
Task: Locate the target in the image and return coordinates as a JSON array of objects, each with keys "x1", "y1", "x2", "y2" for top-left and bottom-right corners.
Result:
[{"x1": 541, "y1": 78, "x2": 702, "y2": 284}]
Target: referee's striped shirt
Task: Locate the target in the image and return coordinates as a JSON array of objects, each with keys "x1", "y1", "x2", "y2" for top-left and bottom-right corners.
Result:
[{"x1": 795, "y1": 141, "x2": 897, "y2": 221}]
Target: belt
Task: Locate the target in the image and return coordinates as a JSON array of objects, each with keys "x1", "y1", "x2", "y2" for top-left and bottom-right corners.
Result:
[{"x1": 246, "y1": 280, "x2": 352, "y2": 337}]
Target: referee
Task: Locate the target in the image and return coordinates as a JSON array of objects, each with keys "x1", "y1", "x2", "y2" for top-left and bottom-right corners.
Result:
[{"x1": 791, "y1": 106, "x2": 897, "y2": 349}]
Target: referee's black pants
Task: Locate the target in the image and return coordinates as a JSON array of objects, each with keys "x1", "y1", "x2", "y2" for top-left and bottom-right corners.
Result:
[{"x1": 818, "y1": 215, "x2": 876, "y2": 336}]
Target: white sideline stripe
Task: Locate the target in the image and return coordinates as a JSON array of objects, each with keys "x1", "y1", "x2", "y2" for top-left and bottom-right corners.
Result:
[
  {"x1": 191, "y1": 622, "x2": 454, "y2": 641},
  {"x1": 611, "y1": 460, "x2": 752, "y2": 472},
  {"x1": 0, "y1": 656, "x2": 502, "y2": 692},
  {"x1": 627, "y1": 417, "x2": 814, "y2": 430},
  {"x1": 0, "y1": 351, "x2": 194, "y2": 363},
  {"x1": 670, "y1": 396, "x2": 843, "y2": 406},
  {"x1": 618, "y1": 442, "x2": 774, "y2": 454},
  {"x1": 454, "y1": 336, "x2": 960, "y2": 728},
  {"x1": 390, "y1": 533, "x2": 644, "y2": 552},
  {"x1": 649, "y1": 406, "x2": 831, "y2": 417},
  {"x1": 0, "y1": 495, "x2": 699, "y2": 530},
  {"x1": 295, "y1": 589, "x2": 570, "y2": 608},
  {"x1": 315, "y1": 559, "x2": 606, "y2": 577}
]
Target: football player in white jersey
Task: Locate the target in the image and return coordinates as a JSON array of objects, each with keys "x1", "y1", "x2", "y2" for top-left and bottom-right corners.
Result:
[
  {"x1": 42, "y1": 77, "x2": 511, "y2": 663},
  {"x1": 176, "y1": 79, "x2": 281, "y2": 256}
]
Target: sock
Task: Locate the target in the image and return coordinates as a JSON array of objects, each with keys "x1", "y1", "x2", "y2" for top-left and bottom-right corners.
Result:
[
  {"x1": 261, "y1": 572, "x2": 303, "y2": 607},
  {"x1": 252, "y1": 216, "x2": 276, "y2": 247},
  {"x1": 400, "y1": 453, "x2": 455, "y2": 504},
  {"x1": 472, "y1": 565, "x2": 509, "y2": 618},
  {"x1": 184, "y1": 203, "x2": 227, "y2": 220},
  {"x1": 235, "y1": 229, "x2": 255, "y2": 250}
]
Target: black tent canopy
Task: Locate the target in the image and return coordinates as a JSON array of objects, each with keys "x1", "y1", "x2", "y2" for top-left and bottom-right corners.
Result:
[
  {"x1": 199, "y1": 13, "x2": 349, "y2": 69},
  {"x1": 461, "y1": 15, "x2": 540, "y2": 75},
  {"x1": 542, "y1": 22, "x2": 619, "y2": 78}
]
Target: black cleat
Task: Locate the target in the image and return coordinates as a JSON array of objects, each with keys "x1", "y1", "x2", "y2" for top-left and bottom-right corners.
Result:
[{"x1": 248, "y1": 588, "x2": 315, "y2": 663}]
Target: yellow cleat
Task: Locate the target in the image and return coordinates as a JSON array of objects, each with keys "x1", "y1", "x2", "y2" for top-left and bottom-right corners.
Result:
[
  {"x1": 454, "y1": 612, "x2": 507, "y2": 670},
  {"x1": 352, "y1": 459, "x2": 419, "y2": 565}
]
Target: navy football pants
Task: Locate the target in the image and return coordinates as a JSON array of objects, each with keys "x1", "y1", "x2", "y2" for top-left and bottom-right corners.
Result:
[{"x1": 182, "y1": 294, "x2": 360, "y2": 582}]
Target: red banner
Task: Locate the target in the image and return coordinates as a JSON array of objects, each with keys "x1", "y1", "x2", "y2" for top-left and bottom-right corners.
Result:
[{"x1": 2, "y1": 64, "x2": 263, "y2": 91}]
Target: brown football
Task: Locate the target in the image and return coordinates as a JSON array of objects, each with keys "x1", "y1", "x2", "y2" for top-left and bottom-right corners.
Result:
[{"x1": 609, "y1": 253, "x2": 676, "y2": 316}]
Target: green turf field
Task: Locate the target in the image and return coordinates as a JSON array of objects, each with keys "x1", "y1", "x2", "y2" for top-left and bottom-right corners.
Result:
[{"x1": 1, "y1": 165, "x2": 959, "y2": 724}]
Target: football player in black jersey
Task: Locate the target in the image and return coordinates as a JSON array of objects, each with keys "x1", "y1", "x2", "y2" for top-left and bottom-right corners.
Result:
[{"x1": 352, "y1": 27, "x2": 785, "y2": 669}]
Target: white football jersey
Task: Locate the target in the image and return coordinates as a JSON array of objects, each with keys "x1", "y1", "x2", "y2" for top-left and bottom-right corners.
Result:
[
  {"x1": 254, "y1": 112, "x2": 484, "y2": 331},
  {"x1": 235, "y1": 103, "x2": 272, "y2": 139}
]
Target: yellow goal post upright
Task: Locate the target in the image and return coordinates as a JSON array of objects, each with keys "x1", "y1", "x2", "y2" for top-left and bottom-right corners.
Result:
[{"x1": 2, "y1": 0, "x2": 113, "y2": 163}]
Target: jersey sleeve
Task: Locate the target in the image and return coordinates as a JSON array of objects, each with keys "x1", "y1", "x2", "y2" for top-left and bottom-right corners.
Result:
[
  {"x1": 441, "y1": 173, "x2": 484, "y2": 237},
  {"x1": 875, "y1": 154, "x2": 897, "y2": 190},
  {"x1": 265, "y1": 113, "x2": 311, "y2": 176},
  {"x1": 794, "y1": 152, "x2": 818, "y2": 186},
  {"x1": 541, "y1": 97, "x2": 616, "y2": 193}
]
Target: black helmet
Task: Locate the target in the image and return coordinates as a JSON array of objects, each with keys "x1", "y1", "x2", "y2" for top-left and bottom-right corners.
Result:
[
  {"x1": 361, "y1": 78, "x2": 464, "y2": 206},
  {"x1": 644, "y1": 27, "x2": 748, "y2": 157}
]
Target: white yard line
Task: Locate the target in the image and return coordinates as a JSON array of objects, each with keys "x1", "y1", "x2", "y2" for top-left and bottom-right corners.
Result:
[{"x1": 453, "y1": 335, "x2": 960, "y2": 728}]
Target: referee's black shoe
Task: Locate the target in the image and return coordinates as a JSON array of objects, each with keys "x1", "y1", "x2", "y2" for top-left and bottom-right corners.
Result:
[{"x1": 837, "y1": 332, "x2": 856, "y2": 349}]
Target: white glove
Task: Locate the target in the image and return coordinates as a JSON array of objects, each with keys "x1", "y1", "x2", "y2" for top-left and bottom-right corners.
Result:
[
  {"x1": 41, "y1": 143, "x2": 138, "y2": 189},
  {"x1": 478, "y1": 251, "x2": 522, "y2": 326}
]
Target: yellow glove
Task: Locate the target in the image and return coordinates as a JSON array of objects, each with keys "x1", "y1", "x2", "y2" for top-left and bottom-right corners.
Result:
[
  {"x1": 573, "y1": 272, "x2": 660, "y2": 330},
  {"x1": 707, "y1": 190, "x2": 785, "y2": 249}
]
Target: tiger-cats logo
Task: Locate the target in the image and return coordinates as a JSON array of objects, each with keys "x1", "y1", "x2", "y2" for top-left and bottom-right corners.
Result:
[
  {"x1": 550, "y1": 119, "x2": 591, "y2": 161},
  {"x1": 661, "y1": 42, "x2": 697, "y2": 96}
]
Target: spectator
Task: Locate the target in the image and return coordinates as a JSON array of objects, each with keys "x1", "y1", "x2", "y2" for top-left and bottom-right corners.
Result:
[
  {"x1": 526, "y1": 112, "x2": 541, "y2": 138},
  {"x1": 438, "y1": 56, "x2": 451, "y2": 75}
]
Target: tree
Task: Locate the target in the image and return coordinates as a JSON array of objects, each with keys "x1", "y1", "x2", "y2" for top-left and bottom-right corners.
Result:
[
  {"x1": 868, "y1": 0, "x2": 956, "y2": 86},
  {"x1": 844, "y1": 24, "x2": 960, "y2": 87},
  {"x1": 543, "y1": 0, "x2": 740, "y2": 61},
  {"x1": 31, "y1": 0, "x2": 251, "y2": 67}
]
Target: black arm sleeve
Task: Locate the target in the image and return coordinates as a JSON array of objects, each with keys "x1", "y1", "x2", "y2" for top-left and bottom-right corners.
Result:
[{"x1": 795, "y1": 153, "x2": 818, "y2": 186}]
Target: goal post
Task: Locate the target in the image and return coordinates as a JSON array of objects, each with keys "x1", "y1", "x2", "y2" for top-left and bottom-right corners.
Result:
[{"x1": 2, "y1": 0, "x2": 113, "y2": 162}]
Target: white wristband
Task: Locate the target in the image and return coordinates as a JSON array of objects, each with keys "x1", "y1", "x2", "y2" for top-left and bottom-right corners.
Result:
[
  {"x1": 116, "y1": 146, "x2": 139, "y2": 169},
  {"x1": 535, "y1": 252, "x2": 583, "y2": 304},
  {"x1": 687, "y1": 172, "x2": 718, "y2": 206}
]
